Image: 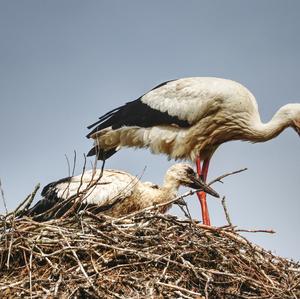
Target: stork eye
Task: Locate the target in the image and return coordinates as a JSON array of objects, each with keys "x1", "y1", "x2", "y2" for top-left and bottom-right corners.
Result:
[{"x1": 185, "y1": 167, "x2": 195, "y2": 176}]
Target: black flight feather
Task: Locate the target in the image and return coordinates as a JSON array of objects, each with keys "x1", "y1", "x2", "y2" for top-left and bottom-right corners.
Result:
[
  {"x1": 25, "y1": 176, "x2": 126, "y2": 221},
  {"x1": 87, "y1": 79, "x2": 191, "y2": 135},
  {"x1": 86, "y1": 79, "x2": 191, "y2": 159}
]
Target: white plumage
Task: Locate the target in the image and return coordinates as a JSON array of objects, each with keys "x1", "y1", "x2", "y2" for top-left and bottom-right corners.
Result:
[
  {"x1": 88, "y1": 77, "x2": 300, "y2": 162},
  {"x1": 48, "y1": 169, "x2": 138, "y2": 206},
  {"x1": 27, "y1": 163, "x2": 219, "y2": 220},
  {"x1": 87, "y1": 77, "x2": 300, "y2": 225},
  {"x1": 140, "y1": 77, "x2": 257, "y2": 126}
]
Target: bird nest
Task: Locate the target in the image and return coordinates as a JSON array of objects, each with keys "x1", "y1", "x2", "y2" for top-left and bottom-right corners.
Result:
[{"x1": 1, "y1": 197, "x2": 300, "y2": 299}]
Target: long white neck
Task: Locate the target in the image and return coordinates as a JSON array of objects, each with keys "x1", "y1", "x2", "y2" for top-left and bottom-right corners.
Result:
[{"x1": 248, "y1": 105, "x2": 293, "y2": 142}]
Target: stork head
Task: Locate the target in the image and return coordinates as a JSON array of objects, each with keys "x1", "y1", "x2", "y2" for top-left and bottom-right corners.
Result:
[{"x1": 165, "y1": 164, "x2": 219, "y2": 198}]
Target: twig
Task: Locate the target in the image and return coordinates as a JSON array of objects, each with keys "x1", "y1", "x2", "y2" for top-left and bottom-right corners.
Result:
[
  {"x1": 221, "y1": 196, "x2": 233, "y2": 227},
  {"x1": 202, "y1": 272, "x2": 212, "y2": 299},
  {"x1": 72, "y1": 150, "x2": 77, "y2": 177},
  {"x1": 208, "y1": 168, "x2": 247, "y2": 186},
  {"x1": 0, "y1": 179, "x2": 8, "y2": 214},
  {"x1": 156, "y1": 281, "x2": 205, "y2": 297},
  {"x1": 236, "y1": 229, "x2": 275, "y2": 234},
  {"x1": 113, "y1": 189, "x2": 195, "y2": 222},
  {"x1": 29, "y1": 250, "x2": 33, "y2": 298},
  {"x1": 17, "y1": 184, "x2": 40, "y2": 216},
  {"x1": 6, "y1": 235, "x2": 13, "y2": 269},
  {"x1": 65, "y1": 154, "x2": 71, "y2": 178},
  {"x1": 6, "y1": 184, "x2": 40, "y2": 218},
  {"x1": 175, "y1": 199, "x2": 193, "y2": 221}
]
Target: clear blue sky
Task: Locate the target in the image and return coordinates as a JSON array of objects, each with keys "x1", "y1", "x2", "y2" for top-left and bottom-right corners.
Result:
[{"x1": 0, "y1": 1, "x2": 299, "y2": 260}]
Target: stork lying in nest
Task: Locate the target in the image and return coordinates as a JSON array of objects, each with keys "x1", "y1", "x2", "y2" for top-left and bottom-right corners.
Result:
[{"x1": 26, "y1": 163, "x2": 219, "y2": 221}]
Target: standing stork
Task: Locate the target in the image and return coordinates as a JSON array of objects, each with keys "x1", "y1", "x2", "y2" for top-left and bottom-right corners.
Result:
[
  {"x1": 87, "y1": 77, "x2": 300, "y2": 225},
  {"x1": 26, "y1": 164, "x2": 219, "y2": 221}
]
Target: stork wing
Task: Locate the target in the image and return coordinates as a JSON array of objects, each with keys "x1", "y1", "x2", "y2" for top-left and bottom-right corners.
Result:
[
  {"x1": 27, "y1": 169, "x2": 138, "y2": 218},
  {"x1": 43, "y1": 169, "x2": 138, "y2": 206},
  {"x1": 87, "y1": 77, "x2": 227, "y2": 138},
  {"x1": 87, "y1": 79, "x2": 189, "y2": 137},
  {"x1": 140, "y1": 77, "x2": 225, "y2": 124}
]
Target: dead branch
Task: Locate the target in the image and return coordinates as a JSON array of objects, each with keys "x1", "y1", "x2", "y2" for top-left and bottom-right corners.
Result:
[
  {"x1": 221, "y1": 196, "x2": 233, "y2": 227},
  {"x1": 0, "y1": 179, "x2": 8, "y2": 214},
  {"x1": 208, "y1": 167, "x2": 247, "y2": 186}
]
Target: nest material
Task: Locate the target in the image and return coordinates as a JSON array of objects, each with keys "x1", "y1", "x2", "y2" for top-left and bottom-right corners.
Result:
[{"x1": 1, "y1": 208, "x2": 300, "y2": 299}]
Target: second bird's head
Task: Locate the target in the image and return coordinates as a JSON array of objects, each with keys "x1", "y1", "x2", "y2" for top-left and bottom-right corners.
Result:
[{"x1": 165, "y1": 163, "x2": 219, "y2": 198}]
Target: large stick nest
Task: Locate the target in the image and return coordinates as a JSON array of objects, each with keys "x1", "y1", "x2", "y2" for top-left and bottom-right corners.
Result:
[{"x1": 1, "y1": 206, "x2": 300, "y2": 298}]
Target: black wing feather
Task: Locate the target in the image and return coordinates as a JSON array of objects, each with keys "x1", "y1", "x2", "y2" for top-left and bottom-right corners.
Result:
[
  {"x1": 86, "y1": 80, "x2": 174, "y2": 131},
  {"x1": 87, "y1": 79, "x2": 191, "y2": 138},
  {"x1": 86, "y1": 79, "x2": 192, "y2": 159},
  {"x1": 25, "y1": 177, "x2": 71, "y2": 220},
  {"x1": 25, "y1": 175, "x2": 126, "y2": 221}
]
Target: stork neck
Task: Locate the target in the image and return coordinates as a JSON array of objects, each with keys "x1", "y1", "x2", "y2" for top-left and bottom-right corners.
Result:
[
  {"x1": 162, "y1": 177, "x2": 180, "y2": 193},
  {"x1": 249, "y1": 108, "x2": 291, "y2": 142}
]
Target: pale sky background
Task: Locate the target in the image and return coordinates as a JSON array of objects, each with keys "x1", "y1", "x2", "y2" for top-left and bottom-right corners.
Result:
[{"x1": 0, "y1": 1, "x2": 299, "y2": 260}]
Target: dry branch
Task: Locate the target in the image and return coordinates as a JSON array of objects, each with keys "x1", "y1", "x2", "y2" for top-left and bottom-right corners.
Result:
[{"x1": 0, "y1": 179, "x2": 8, "y2": 214}]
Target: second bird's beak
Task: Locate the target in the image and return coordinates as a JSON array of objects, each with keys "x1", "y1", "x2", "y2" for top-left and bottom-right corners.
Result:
[{"x1": 189, "y1": 177, "x2": 219, "y2": 198}]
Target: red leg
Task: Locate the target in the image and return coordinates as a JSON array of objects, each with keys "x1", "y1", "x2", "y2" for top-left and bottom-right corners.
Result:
[
  {"x1": 196, "y1": 157, "x2": 211, "y2": 226},
  {"x1": 196, "y1": 157, "x2": 202, "y2": 175},
  {"x1": 201, "y1": 159, "x2": 210, "y2": 182}
]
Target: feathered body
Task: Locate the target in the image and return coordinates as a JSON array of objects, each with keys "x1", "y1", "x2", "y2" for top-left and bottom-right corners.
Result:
[
  {"x1": 26, "y1": 164, "x2": 219, "y2": 220},
  {"x1": 87, "y1": 77, "x2": 300, "y2": 162}
]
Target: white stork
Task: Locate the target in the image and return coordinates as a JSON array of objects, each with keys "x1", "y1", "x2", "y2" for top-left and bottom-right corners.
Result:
[
  {"x1": 87, "y1": 77, "x2": 300, "y2": 225},
  {"x1": 26, "y1": 163, "x2": 219, "y2": 221}
]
